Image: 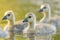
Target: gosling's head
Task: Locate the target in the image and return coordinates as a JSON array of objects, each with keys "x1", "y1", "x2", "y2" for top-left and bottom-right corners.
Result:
[
  {"x1": 23, "y1": 12, "x2": 36, "y2": 23},
  {"x1": 38, "y1": 3, "x2": 50, "y2": 13},
  {"x1": 2, "y1": 10, "x2": 15, "y2": 21}
]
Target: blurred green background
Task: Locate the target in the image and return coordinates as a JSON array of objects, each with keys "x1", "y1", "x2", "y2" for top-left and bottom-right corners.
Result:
[{"x1": 0, "y1": 0, "x2": 60, "y2": 40}]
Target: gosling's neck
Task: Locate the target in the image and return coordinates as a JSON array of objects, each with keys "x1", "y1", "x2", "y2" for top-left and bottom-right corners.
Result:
[
  {"x1": 40, "y1": 10, "x2": 51, "y2": 23},
  {"x1": 44, "y1": 12, "x2": 51, "y2": 21},
  {"x1": 8, "y1": 19, "x2": 15, "y2": 26},
  {"x1": 29, "y1": 21, "x2": 36, "y2": 29}
]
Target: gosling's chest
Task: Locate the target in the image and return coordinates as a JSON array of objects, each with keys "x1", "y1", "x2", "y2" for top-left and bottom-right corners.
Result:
[{"x1": 5, "y1": 25, "x2": 14, "y2": 32}]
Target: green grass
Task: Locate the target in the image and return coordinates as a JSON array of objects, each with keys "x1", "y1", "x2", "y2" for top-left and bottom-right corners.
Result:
[{"x1": 0, "y1": 0, "x2": 60, "y2": 40}]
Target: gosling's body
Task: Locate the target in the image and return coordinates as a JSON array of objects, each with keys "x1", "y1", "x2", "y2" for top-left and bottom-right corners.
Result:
[
  {"x1": 35, "y1": 23, "x2": 56, "y2": 40},
  {"x1": 38, "y1": 4, "x2": 57, "y2": 40},
  {"x1": 2, "y1": 10, "x2": 28, "y2": 40},
  {"x1": 14, "y1": 20, "x2": 28, "y2": 35},
  {"x1": 4, "y1": 21, "x2": 15, "y2": 40},
  {"x1": 23, "y1": 13, "x2": 35, "y2": 40},
  {"x1": 23, "y1": 13, "x2": 56, "y2": 40},
  {"x1": 3, "y1": 11, "x2": 28, "y2": 36},
  {"x1": 2, "y1": 10, "x2": 15, "y2": 40},
  {"x1": 39, "y1": 3, "x2": 60, "y2": 28}
]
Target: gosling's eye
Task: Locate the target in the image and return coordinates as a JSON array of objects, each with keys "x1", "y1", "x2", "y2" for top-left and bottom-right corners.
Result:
[
  {"x1": 7, "y1": 14, "x2": 10, "y2": 16},
  {"x1": 28, "y1": 16, "x2": 31, "y2": 18},
  {"x1": 43, "y1": 7, "x2": 46, "y2": 9}
]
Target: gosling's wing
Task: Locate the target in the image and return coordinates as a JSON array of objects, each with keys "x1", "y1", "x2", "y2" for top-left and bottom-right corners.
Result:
[
  {"x1": 35, "y1": 23, "x2": 56, "y2": 36},
  {"x1": 0, "y1": 30, "x2": 8, "y2": 38},
  {"x1": 48, "y1": 16, "x2": 60, "y2": 28},
  {"x1": 0, "y1": 26, "x2": 8, "y2": 38},
  {"x1": 14, "y1": 20, "x2": 28, "y2": 34}
]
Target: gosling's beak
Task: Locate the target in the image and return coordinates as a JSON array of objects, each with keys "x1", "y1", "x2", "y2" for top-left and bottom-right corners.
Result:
[
  {"x1": 23, "y1": 18, "x2": 28, "y2": 23},
  {"x1": 38, "y1": 9, "x2": 43, "y2": 13},
  {"x1": 2, "y1": 16, "x2": 7, "y2": 20}
]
